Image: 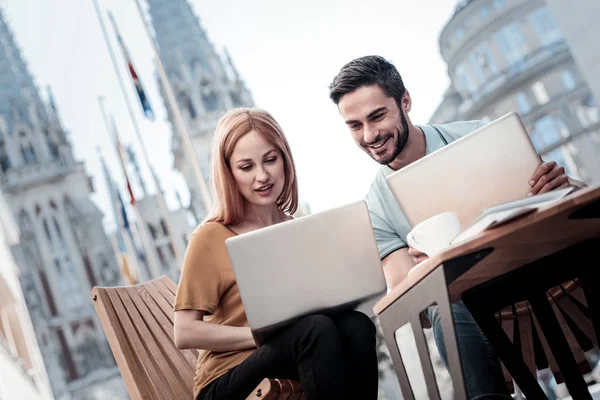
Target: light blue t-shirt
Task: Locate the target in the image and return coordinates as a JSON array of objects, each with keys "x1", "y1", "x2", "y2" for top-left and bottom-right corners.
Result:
[{"x1": 365, "y1": 120, "x2": 486, "y2": 259}]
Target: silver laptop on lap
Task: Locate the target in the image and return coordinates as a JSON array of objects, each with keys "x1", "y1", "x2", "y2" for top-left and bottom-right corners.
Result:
[
  {"x1": 225, "y1": 201, "x2": 387, "y2": 345},
  {"x1": 385, "y1": 112, "x2": 542, "y2": 228}
]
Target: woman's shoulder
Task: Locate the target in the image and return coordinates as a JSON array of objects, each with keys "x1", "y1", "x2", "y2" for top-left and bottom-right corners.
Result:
[{"x1": 189, "y1": 221, "x2": 233, "y2": 243}]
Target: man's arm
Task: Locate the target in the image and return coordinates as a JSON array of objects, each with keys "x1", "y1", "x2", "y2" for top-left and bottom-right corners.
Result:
[
  {"x1": 382, "y1": 247, "x2": 416, "y2": 288},
  {"x1": 383, "y1": 248, "x2": 433, "y2": 329}
]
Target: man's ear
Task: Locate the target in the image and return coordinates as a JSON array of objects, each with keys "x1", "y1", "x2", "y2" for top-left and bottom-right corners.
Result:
[{"x1": 402, "y1": 91, "x2": 412, "y2": 113}]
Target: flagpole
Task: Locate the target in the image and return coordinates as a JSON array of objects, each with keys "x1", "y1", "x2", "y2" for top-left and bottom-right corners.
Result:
[
  {"x1": 98, "y1": 97, "x2": 163, "y2": 280},
  {"x1": 92, "y1": 0, "x2": 185, "y2": 272},
  {"x1": 98, "y1": 148, "x2": 144, "y2": 283},
  {"x1": 132, "y1": 0, "x2": 214, "y2": 213}
]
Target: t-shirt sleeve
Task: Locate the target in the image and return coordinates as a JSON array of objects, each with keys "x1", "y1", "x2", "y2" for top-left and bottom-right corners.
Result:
[
  {"x1": 174, "y1": 230, "x2": 223, "y2": 314},
  {"x1": 366, "y1": 181, "x2": 408, "y2": 259},
  {"x1": 370, "y1": 209, "x2": 407, "y2": 259}
]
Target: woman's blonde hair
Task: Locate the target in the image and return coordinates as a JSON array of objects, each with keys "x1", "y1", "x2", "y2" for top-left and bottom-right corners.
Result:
[{"x1": 204, "y1": 107, "x2": 298, "y2": 225}]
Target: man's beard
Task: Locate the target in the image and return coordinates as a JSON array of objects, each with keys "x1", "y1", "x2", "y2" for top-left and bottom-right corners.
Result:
[{"x1": 365, "y1": 111, "x2": 409, "y2": 165}]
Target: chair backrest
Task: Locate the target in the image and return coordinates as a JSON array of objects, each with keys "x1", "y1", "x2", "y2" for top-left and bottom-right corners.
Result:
[{"x1": 91, "y1": 275, "x2": 199, "y2": 400}]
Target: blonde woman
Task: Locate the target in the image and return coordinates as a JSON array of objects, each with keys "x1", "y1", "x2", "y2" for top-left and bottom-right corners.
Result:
[{"x1": 174, "y1": 108, "x2": 378, "y2": 400}]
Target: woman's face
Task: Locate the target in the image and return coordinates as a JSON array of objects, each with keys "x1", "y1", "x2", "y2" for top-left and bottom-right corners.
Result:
[{"x1": 229, "y1": 130, "x2": 285, "y2": 209}]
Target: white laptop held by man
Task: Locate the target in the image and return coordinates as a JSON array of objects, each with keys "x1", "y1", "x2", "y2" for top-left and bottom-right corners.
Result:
[
  {"x1": 225, "y1": 200, "x2": 387, "y2": 345},
  {"x1": 385, "y1": 112, "x2": 543, "y2": 230}
]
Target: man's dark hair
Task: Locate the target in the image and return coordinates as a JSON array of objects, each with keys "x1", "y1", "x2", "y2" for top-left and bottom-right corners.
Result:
[{"x1": 328, "y1": 55, "x2": 406, "y2": 108}]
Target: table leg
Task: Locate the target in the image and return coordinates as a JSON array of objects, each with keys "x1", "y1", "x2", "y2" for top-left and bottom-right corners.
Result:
[
  {"x1": 580, "y1": 272, "x2": 600, "y2": 348},
  {"x1": 461, "y1": 239, "x2": 600, "y2": 400},
  {"x1": 529, "y1": 293, "x2": 592, "y2": 400},
  {"x1": 379, "y1": 267, "x2": 466, "y2": 400},
  {"x1": 462, "y1": 294, "x2": 548, "y2": 399},
  {"x1": 379, "y1": 312, "x2": 417, "y2": 400}
]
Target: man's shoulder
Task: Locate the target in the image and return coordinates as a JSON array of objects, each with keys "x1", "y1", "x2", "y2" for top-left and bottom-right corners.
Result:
[
  {"x1": 430, "y1": 120, "x2": 486, "y2": 141},
  {"x1": 365, "y1": 167, "x2": 389, "y2": 202}
]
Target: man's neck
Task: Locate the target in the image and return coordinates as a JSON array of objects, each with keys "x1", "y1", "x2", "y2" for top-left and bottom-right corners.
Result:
[{"x1": 387, "y1": 124, "x2": 427, "y2": 171}]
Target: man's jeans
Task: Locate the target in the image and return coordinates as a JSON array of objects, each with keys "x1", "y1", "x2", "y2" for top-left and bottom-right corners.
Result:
[{"x1": 427, "y1": 301, "x2": 512, "y2": 400}]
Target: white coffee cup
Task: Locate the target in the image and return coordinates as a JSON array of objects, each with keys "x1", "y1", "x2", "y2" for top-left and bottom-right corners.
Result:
[{"x1": 406, "y1": 211, "x2": 461, "y2": 257}]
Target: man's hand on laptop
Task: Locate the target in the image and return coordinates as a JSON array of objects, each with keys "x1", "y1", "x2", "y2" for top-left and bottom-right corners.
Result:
[
  {"x1": 528, "y1": 161, "x2": 587, "y2": 196},
  {"x1": 408, "y1": 246, "x2": 428, "y2": 265},
  {"x1": 528, "y1": 161, "x2": 569, "y2": 196}
]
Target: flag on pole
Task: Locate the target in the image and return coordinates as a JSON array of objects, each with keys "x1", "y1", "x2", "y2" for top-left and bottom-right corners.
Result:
[
  {"x1": 109, "y1": 233, "x2": 137, "y2": 286},
  {"x1": 116, "y1": 228, "x2": 137, "y2": 284},
  {"x1": 116, "y1": 188, "x2": 132, "y2": 233},
  {"x1": 120, "y1": 253, "x2": 137, "y2": 285},
  {"x1": 111, "y1": 116, "x2": 137, "y2": 206},
  {"x1": 116, "y1": 187, "x2": 146, "y2": 264},
  {"x1": 108, "y1": 11, "x2": 155, "y2": 121}
]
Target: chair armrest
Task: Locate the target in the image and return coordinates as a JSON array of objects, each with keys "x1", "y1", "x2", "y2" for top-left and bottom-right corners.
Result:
[{"x1": 246, "y1": 378, "x2": 303, "y2": 400}]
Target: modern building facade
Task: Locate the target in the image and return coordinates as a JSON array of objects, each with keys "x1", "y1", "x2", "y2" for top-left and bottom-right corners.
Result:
[
  {"x1": 546, "y1": 0, "x2": 600, "y2": 103},
  {"x1": 146, "y1": 0, "x2": 255, "y2": 222},
  {"x1": 0, "y1": 9, "x2": 127, "y2": 400},
  {"x1": 430, "y1": 0, "x2": 600, "y2": 184}
]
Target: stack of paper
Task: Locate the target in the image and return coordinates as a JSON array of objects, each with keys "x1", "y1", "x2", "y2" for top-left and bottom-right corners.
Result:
[{"x1": 450, "y1": 187, "x2": 575, "y2": 245}]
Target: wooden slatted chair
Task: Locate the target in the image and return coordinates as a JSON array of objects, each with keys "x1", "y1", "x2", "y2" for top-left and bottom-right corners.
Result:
[
  {"x1": 496, "y1": 279, "x2": 596, "y2": 392},
  {"x1": 91, "y1": 275, "x2": 304, "y2": 400}
]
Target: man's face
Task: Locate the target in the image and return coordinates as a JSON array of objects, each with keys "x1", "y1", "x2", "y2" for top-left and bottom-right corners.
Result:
[{"x1": 337, "y1": 85, "x2": 409, "y2": 165}]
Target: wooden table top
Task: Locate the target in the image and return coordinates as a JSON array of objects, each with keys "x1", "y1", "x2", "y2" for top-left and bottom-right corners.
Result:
[{"x1": 374, "y1": 184, "x2": 600, "y2": 315}]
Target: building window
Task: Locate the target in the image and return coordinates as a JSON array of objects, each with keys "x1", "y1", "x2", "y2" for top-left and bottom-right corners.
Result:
[
  {"x1": 495, "y1": 24, "x2": 529, "y2": 66},
  {"x1": 531, "y1": 116, "x2": 571, "y2": 175},
  {"x1": 160, "y1": 219, "x2": 169, "y2": 236},
  {"x1": 20, "y1": 143, "x2": 37, "y2": 164},
  {"x1": 0, "y1": 142, "x2": 10, "y2": 172},
  {"x1": 52, "y1": 216, "x2": 66, "y2": 247},
  {"x1": 76, "y1": 335, "x2": 105, "y2": 376},
  {"x1": 529, "y1": 7, "x2": 562, "y2": 47},
  {"x1": 560, "y1": 70, "x2": 576, "y2": 90},
  {"x1": 187, "y1": 100, "x2": 196, "y2": 119},
  {"x1": 469, "y1": 42, "x2": 498, "y2": 85},
  {"x1": 185, "y1": 97, "x2": 196, "y2": 119},
  {"x1": 39, "y1": 271, "x2": 58, "y2": 317},
  {"x1": 455, "y1": 63, "x2": 476, "y2": 94},
  {"x1": 44, "y1": 129, "x2": 59, "y2": 159},
  {"x1": 202, "y1": 90, "x2": 219, "y2": 112},
  {"x1": 18, "y1": 210, "x2": 33, "y2": 233},
  {"x1": 156, "y1": 246, "x2": 165, "y2": 264},
  {"x1": 61, "y1": 257, "x2": 83, "y2": 309},
  {"x1": 43, "y1": 218, "x2": 54, "y2": 247},
  {"x1": 230, "y1": 91, "x2": 242, "y2": 107},
  {"x1": 532, "y1": 82, "x2": 549, "y2": 105},
  {"x1": 0, "y1": 151, "x2": 11, "y2": 172},
  {"x1": 516, "y1": 92, "x2": 532, "y2": 115},
  {"x1": 148, "y1": 223, "x2": 157, "y2": 239},
  {"x1": 82, "y1": 256, "x2": 97, "y2": 288},
  {"x1": 543, "y1": 147, "x2": 571, "y2": 175},
  {"x1": 577, "y1": 96, "x2": 600, "y2": 127},
  {"x1": 531, "y1": 115, "x2": 568, "y2": 150}
]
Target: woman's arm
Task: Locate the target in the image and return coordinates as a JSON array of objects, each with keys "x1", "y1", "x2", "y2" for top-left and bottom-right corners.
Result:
[{"x1": 174, "y1": 309, "x2": 256, "y2": 351}]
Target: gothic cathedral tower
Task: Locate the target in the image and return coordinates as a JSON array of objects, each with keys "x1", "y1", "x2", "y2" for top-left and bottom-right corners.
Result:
[
  {"x1": 0, "y1": 9, "x2": 126, "y2": 400},
  {"x1": 146, "y1": 0, "x2": 254, "y2": 220}
]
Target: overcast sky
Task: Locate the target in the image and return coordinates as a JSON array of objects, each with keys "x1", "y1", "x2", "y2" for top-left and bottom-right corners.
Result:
[{"x1": 0, "y1": 0, "x2": 458, "y2": 230}]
